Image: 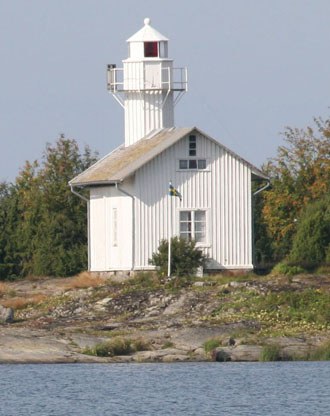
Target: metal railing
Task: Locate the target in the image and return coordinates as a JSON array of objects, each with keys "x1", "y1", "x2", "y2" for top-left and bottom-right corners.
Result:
[{"x1": 107, "y1": 65, "x2": 188, "y2": 93}]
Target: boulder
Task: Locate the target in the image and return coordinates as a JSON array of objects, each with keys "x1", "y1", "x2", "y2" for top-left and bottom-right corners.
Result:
[
  {"x1": 0, "y1": 305, "x2": 14, "y2": 323},
  {"x1": 214, "y1": 345, "x2": 263, "y2": 362}
]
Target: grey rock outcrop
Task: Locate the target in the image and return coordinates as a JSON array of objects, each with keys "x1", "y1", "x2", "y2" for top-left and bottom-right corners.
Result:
[{"x1": 0, "y1": 305, "x2": 14, "y2": 323}]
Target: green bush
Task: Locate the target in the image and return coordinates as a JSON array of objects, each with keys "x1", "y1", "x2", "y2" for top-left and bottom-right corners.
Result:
[
  {"x1": 289, "y1": 195, "x2": 330, "y2": 268},
  {"x1": 149, "y1": 237, "x2": 207, "y2": 277}
]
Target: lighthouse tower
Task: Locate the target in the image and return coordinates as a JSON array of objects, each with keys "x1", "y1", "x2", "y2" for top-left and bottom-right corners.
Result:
[{"x1": 107, "y1": 18, "x2": 188, "y2": 147}]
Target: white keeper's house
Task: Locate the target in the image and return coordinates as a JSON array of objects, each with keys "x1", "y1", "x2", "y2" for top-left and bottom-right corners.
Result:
[{"x1": 70, "y1": 18, "x2": 269, "y2": 273}]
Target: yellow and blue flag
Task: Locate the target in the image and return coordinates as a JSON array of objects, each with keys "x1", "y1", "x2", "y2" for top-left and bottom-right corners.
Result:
[{"x1": 169, "y1": 182, "x2": 182, "y2": 201}]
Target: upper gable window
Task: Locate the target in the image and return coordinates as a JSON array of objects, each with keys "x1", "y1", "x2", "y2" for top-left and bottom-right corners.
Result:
[
  {"x1": 144, "y1": 42, "x2": 158, "y2": 57},
  {"x1": 189, "y1": 135, "x2": 196, "y2": 156}
]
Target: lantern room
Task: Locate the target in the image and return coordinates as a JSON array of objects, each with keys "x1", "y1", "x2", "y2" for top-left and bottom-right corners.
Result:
[{"x1": 126, "y1": 17, "x2": 169, "y2": 60}]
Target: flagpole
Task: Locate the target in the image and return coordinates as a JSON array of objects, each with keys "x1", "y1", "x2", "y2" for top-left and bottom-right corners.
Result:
[{"x1": 168, "y1": 183, "x2": 172, "y2": 277}]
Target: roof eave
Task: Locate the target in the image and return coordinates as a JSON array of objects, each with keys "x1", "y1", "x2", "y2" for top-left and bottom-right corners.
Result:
[{"x1": 69, "y1": 180, "x2": 120, "y2": 188}]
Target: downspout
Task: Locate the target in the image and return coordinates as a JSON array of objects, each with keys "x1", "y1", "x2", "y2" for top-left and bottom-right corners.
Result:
[
  {"x1": 252, "y1": 180, "x2": 270, "y2": 268},
  {"x1": 115, "y1": 182, "x2": 135, "y2": 271},
  {"x1": 70, "y1": 185, "x2": 91, "y2": 271},
  {"x1": 253, "y1": 180, "x2": 270, "y2": 196}
]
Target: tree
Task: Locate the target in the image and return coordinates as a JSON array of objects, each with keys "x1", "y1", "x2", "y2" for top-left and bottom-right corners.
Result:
[
  {"x1": 261, "y1": 116, "x2": 330, "y2": 261},
  {"x1": 0, "y1": 136, "x2": 98, "y2": 279},
  {"x1": 0, "y1": 182, "x2": 20, "y2": 279},
  {"x1": 149, "y1": 237, "x2": 207, "y2": 277},
  {"x1": 288, "y1": 195, "x2": 330, "y2": 268},
  {"x1": 253, "y1": 183, "x2": 274, "y2": 266}
]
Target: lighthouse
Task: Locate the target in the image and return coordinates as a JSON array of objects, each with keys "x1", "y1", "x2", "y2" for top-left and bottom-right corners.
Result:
[
  {"x1": 107, "y1": 18, "x2": 188, "y2": 147},
  {"x1": 70, "y1": 17, "x2": 269, "y2": 274}
]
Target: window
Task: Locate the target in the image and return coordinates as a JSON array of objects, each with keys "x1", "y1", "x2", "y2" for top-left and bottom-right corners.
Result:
[
  {"x1": 189, "y1": 135, "x2": 196, "y2": 156},
  {"x1": 179, "y1": 159, "x2": 207, "y2": 170},
  {"x1": 179, "y1": 159, "x2": 188, "y2": 169},
  {"x1": 180, "y1": 210, "x2": 206, "y2": 243},
  {"x1": 144, "y1": 42, "x2": 158, "y2": 57},
  {"x1": 198, "y1": 159, "x2": 206, "y2": 169}
]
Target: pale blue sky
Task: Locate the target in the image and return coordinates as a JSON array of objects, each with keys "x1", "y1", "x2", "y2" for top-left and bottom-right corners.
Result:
[{"x1": 1, "y1": 0, "x2": 330, "y2": 182}]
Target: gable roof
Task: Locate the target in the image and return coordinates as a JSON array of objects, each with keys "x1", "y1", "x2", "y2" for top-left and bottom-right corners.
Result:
[{"x1": 69, "y1": 127, "x2": 268, "y2": 187}]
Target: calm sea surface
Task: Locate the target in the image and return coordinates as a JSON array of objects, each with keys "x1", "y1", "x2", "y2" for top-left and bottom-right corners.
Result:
[{"x1": 0, "y1": 362, "x2": 329, "y2": 415}]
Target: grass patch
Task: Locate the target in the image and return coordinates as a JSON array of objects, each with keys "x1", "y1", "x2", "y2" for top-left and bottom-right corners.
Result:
[
  {"x1": 1, "y1": 294, "x2": 47, "y2": 310},
  {"x1": 83, "y1": 337, "x2": 151, "y2": 357},
  {"x1": 203, "y1": 338, "x2": 222, "y2": 353},
  {"x1": 26, "y1": 275, "x2": 47, "y2": 282},
  {"x1": 202, "y1": 272, "x2": 256, "y2": 286},
  {"x1": 209, "y1": 286, "x2": 330, "y2": 336},
  {"x1": 65, "y1": 272, "x2": 104, "y2": 289},
  {"x1": 165, "y1": 275, "x2": 196, "y2": 291},
  {"x1": 316, "y1": 265, "x2": 330, "y2": 275},
  {"x1": 260, "y1": 344, "x2": 282, "y2": 361},
  {"x1": 123, "y1": 272, "x2": 161, "y2": 293},
  {"x1": 309, "y1": 341, "x2": 330, "y2": 361},
  {"x1": 162, "y1": 341, "x2": 175, "y2": 349},
  {"x1": 0, "y1": 282, "x2": 8, "y2": 297},
  {"x1": 272, "y1": 262, "x2": 306, "y2": 276}
]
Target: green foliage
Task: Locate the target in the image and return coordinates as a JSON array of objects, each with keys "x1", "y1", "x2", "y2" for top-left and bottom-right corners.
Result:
[
  {"x1": 253, "y1": 183, "x2": 274, "y2": 265},
  {"x1": 211, "y1": 285, "x2": 330, "y2": 337},
  {"x1": 309, "y1": 341, "x2": 330, "y2": 361},
  {"x1": 203, "y1": 338, "x2": 221, "y2": 353},
  {"x1": 83, "y1": 337, "x2": 150, "y2": 357},
  {"x1": 128, "y1": 272, "x2": 161, "y2": 290},
  {"x1": 261, "y1": 116, "x2": 330, "y2": 261},
  {"x1": 271, "y1": 262, "x2": 305, "y2": 276},
  {"x1": 149, "y1": 237, "x2": 207, "y2": 277},
  {"x1": 0, "y1": 136, "x2": 98, "y2": 279},
  {"x1": 162, "y1": 341, "x2": 175, "y2": 349},
  {"x1": 288, "y1": 195, "x2": 330, "y2": 268},
  {"x1": 0, "y1": 183, "x2": 21, "y2": 279},
  {"x1": 260, "y1": 344, "x2": 282, "y2": 361}
]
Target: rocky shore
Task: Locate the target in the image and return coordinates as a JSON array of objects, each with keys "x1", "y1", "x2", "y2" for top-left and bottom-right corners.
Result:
[{"x1": 0, "y1": 272, "x2": 329, "y2": 363}]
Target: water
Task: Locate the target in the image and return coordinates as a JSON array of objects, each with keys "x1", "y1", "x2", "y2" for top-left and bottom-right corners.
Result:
[{"x1": 0, "y1": 362, "x2": 329, "y2": 415}]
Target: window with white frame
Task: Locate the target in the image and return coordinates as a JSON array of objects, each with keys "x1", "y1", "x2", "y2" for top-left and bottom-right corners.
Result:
[
  {"x1": 179, "y1": 210, "x2": 206, "y2": 243},
  {"x1": 189, "y1": 135, "x2": 196, "y2": 156},
  {"x1": 179, "y1": 159, "x2": 207, "y2": 170}
]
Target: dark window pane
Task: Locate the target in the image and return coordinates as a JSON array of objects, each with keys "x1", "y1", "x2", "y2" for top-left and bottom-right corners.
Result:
[
  {"x1": 189, "y1": 149, "x2": 196, "y2": 156},
  {"x1": 195, "y1": 211, "x2": 205, "y2": 222},
  {"x1": 198, "y1": 159, "x2": 206, "y2": 169},
  {"x1": 180, "y1": 211, "x2": 191, "y2": 222},
  {"x1": 189, "y1": 160, "x2": 197, "y2": 169},
  {"x1": 189, "y1": 135, "x2": 196, "y2": 142},
  {"x1": 144, "y1": 42, "x2": 158, "y2": 57},
  {"x1": 179, "y1": 160, "x2": 188, "y2": 169}
]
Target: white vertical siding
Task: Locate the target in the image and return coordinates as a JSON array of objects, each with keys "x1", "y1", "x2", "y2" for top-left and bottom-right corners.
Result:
[
  {"x1": 123, "y1": 61, "x2": 174, "y2": 146},
  {"x1": 89, "y1": 186, "x2": 133, "y2": 271},
  {"x1": 89, "y1": 132, "x2": 254, "y2": 271},
  {"x1": 132, "y1": 132, "x2": 254, "y2": 270}
]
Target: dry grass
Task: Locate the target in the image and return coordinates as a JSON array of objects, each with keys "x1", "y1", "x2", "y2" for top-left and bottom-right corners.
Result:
[
  {"x1": 1, "y1": 294, "x2": 47, "y2": 310},
  {"x1": 65, "y1": 272, "x2": 104, "y2": 289},
  {"x1": 0, "y1": 282, "x2": 8, "y2": 297},
  {"x1": 26, "y1": 274, "x2": 47, "y2": 282}
]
